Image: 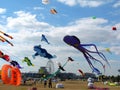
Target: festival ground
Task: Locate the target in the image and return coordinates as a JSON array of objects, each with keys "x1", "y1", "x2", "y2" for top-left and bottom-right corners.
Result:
[{"x1": 0, "y1": 80, "x2": 120, "y2": 90}]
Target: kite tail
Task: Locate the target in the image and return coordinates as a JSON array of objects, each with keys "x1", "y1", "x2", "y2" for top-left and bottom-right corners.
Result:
[
  {"x1": 0, "y1": 30, "x2": 13, "y2": 39},
  {"x1": 83, "y1": 52, "x2": 103, "y2": 75},
  {"x1": 92, "y1": 67, "x2": 101, "y2": 75},
  {"x1": 5, "y1": 39, "x2": 14, "y2": 46},
  {"x1": 86, "y1": 51, "x2": 105, "y2": 68},
  {"x1": 82, "y1": 44, "x2": 110, "y2": 67},
  {"x1": 0, "y1": 36, "x2": 6, "y2": 42},
  {"x1": 83, "y1": 52, "x2": 94, "y2": 69},
  {"x1": 85, "y1": 51, "x2": 106, "y2": 74},
  {"x1": 53, "y1": 55, "x2": 57, "y2": 58},
  {"x1": 0, "y1": 35, "x2": 13, "y2": 46}
]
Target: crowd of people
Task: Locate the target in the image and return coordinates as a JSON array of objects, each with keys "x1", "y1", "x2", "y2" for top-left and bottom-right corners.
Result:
[{"x1": 22, "y1": 77, "x2": 65, "y2": 89}]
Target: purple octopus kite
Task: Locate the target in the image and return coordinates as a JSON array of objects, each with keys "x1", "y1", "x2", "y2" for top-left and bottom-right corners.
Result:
[{"x1": 63, "y1": 35, "x2": 110, "y2": 75}]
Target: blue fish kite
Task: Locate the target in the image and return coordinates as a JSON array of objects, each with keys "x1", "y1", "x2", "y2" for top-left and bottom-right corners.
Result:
[
  {"x1": 32, "y1": 45, "x2": 56, "y2": 59},
  {"x1": 41, "y1": 34, "x2": 50, "y2": 44}
]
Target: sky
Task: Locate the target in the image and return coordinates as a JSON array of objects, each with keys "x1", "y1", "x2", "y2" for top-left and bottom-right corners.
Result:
[{"x1": 0, "y1": 0, "x2": 120, "y2": 76}]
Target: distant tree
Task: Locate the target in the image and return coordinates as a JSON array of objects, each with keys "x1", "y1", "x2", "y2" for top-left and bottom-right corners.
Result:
[
  {"x1": 111, "y1": 75, "x2": 115, "y2": 82},
  {"x1": 115, "y1": 75, "x2": 120, "y2": 82},
  {"x1": 118, "y1": 69, "x2": 120, "y2": 74}
]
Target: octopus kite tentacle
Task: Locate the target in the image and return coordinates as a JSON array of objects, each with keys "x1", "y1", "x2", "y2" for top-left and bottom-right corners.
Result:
[
  {"x1": 82, "y1": 52, "x2": 94, "y2": 68},
  {"x1": 81, "y1": 44, "x2": 110, "y2": 67},
  {"x1": 75, "y1": 45, "x2": 105, "y2": 68},
  {"x1": 84, "y1": 51, "x2": 104, "y2": 67},
  {"x1": 84, "y1": 51, "x2": 105, "y2": 73},
  {"x1": 81, "y1": 44, "x2": 106, "y2": 59},
  {"x1": 82, "y1": 52, "x2": 101, "y2": 75},
  {"x1": 81, "y1": 49, "x2": 104, "y2": 74}
]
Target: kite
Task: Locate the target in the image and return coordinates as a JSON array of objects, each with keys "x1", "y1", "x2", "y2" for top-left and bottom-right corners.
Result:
[
  {"x1": 105, "y1": 48, "x2": 112, "y2": 54},
  {"x1": 0, "y1": 36, "x2": 6, "y2": 42},
  {"x1": 92, "y1": 67, "x2": 101, "y2": 75},
  {"x1": 78, "y1": 69, "x2": 84, "y2": 76},
  {"x1": 112, "y1": 26, "x2": 117, "y2": 31},
  {"x1": 50, "y1": 8, "x2": 57, "y2": 14},
  {"x1": 92, "y1": 16, "x2": 96, "y2": 19},
  {"x1": 22, "y1": 57, "x2": 34, "y2": 66},
  {"x1": 68, "y1": 57, "x2": 74, "y2": 61},
  {"x1": 0, "y1": 30, "x2": 13, "y2": 39},
  {"x1": 0, "y1": 51, "x2": 22, "y2": 69},
  {"x1": 100, "y1": 48, "x2": 112, "y2": 54},
  {"x1": 10, "y1": 60, "x2": 23, "y2": 69},
  {"x1": 41, "y1": 34, "x2": 50, "y2": 44},
  {"x1": 0, "y1": 30, "x2": 13, "y2": 46},
  {"x1": 63, "y1": 35, "x2": 110, "y2": 74},
  {"x1": 42, "y1": 0, "x2": 49, "y2": 4},
  {"x1": 0, "y1": 50, "x2": 4, "y2": 57},
  {"x1": 57, "y1": 62, "x2": 65, "y2": 71},
  {"x1": 32, "y1": 45, "x2": 56, "y2": 59},
  {"x1": 57, "y1": 57, "x2": 74, "y2": 71},
  {"x1": 46, "y1": 58, "x2": 72, "y2": 79},
  {"x1": 0, "y1": 36, "x2": 13, "y2": 46}
]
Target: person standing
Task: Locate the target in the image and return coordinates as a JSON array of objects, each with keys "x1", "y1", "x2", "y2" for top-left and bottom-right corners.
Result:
[
  {"x1": 44, "y1": 79, "x2": 47, "y2": 88},
  {"x1": 48, "y1": 78, "x2": 52, "y2": 88}
]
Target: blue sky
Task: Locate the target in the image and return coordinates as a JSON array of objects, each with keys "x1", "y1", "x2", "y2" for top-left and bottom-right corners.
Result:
[{"x1": 0, "y1": 0, "x2": 120, "y2": 76}]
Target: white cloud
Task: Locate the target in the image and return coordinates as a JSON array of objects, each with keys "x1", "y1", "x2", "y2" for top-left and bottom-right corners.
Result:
[
  {"x1": 5, "y1": 12, "x2": 120, "y2": 57},
  {"x1": 6, "y1": 11, "x2": 52, "y2": 32},
  {"x1": 111, "y1": 46, "x2": 120, "y2": 55},
  {"x1": 113, "y1": 1, "x2": 120, "y2": 8},
  {"x1": 57, "y1": 0, "x2": 76, "y2": 6},
  {"x1": 33, "y1": 7, "x2": 44, "y2": 10},
  {"x1": 77, "y1": 0, "x2": 104, "y2": 7},
  {"x1": 57, "y1": 0, "x2": 110, "y2": 7},
  {"x1": 0, "y1": 8, "x2": 6, "y2": 14},
  {"x1": 49, "y1": 17, "x2": 111, "y2": 44},
  {"x1": 1, "y1": 11, "x2": 120, "y2": 76}
]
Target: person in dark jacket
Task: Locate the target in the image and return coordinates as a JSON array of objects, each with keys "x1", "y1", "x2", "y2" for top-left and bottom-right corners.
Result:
[
  {"x1": 44, "y1": 79, "x2": 47, "y2": 88},
  {"x1": 48, "y1": 78, "x2": 52, "y2": 88}
]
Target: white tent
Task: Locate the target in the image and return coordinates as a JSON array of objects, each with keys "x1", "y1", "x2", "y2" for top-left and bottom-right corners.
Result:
[{"x1": 56, "y1": 83, "x2": 64, "y2": 88}]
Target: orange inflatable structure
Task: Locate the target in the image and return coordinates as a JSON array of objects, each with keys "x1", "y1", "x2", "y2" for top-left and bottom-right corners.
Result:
[{"x1": 1, "y1": 64, "x2": 21, "y2": 86}]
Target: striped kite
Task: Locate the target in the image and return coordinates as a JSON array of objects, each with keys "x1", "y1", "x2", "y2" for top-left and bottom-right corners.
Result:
[{"x1": 0, "y1": 30, "x2": 13, "y2": 46}]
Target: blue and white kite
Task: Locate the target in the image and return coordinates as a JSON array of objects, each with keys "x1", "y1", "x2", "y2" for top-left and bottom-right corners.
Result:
[{"x1": 41, "y1": 34, "x2": 50, "y2": 44}]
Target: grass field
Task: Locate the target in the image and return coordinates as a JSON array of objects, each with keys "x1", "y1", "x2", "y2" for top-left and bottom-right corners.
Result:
[{"x1": 0, "y1": 80, "x2": 120, "y2": 90}]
